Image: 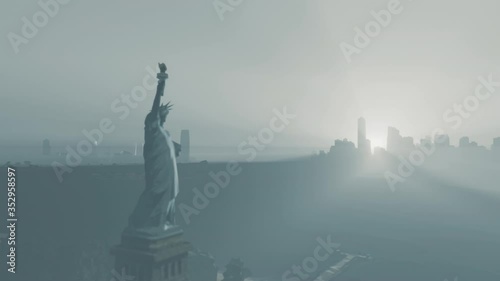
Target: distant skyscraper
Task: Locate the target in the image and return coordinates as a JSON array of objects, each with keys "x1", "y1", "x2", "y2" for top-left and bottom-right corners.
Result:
[
  {"x1": 357, "y1": 117, "x2": 370, "y2": 155},
  {"x1": 358, "y1": 117, "x2": 366, "y2": 148},
  {"x1": 402, "y1": 136, "x2": 414, "y2": 150},
  {"x1": 330, "y1": 138, "x2": 356, "y2": 155},
  {"x1": 179, "y1": 130, "x2": 190, "y2": 163},
  {"x1": 493, "y1": 137, "x2": 500, "y2": 150},
  {"x1": 420, "y1": 136, "x2": 432, "y2": 147},
  {"x1": 459, "y1": 136, "x2": 470, "y2": 148},
  {"x1": 387, "y1": 127, "x2": 402, "y2": 154},
  {"x1": 373, "y1": 146, "x2": 385, "y2": 155},
  {"x1": 435, "y1": 134, "x2": 450, "y2": 147},
  {"x1": 42, "y1": 139, "x2": 51, "y2": 155}
]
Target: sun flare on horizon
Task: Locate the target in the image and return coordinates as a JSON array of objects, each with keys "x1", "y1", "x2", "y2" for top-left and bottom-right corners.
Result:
[{"x1": 368, "y1": 135, "x2": 386, "y2": 152}]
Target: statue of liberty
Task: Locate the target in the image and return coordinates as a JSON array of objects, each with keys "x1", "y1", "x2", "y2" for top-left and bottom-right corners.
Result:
[{"x1": 127, "y1": 63, "x2": 180, "y2": 235}]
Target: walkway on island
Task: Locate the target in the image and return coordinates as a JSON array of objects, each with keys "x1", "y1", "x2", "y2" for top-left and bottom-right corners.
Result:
[{"x1": 313, "y1": 253, "x2": 371, "y2": 281}]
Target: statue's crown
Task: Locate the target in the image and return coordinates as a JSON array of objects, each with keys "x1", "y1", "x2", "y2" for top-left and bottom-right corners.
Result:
[{"x1": 160, "y1": 102, "x2": 173, "y2": 114}]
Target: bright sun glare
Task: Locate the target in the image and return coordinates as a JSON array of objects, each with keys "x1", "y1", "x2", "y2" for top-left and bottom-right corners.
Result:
[{"x1": 368, "y1": 135, "x2": 386, "y2": 153}]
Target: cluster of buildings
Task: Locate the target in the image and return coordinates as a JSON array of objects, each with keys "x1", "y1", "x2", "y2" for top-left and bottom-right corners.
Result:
[
  {"x1": 326, "y1": 117, "x2": 500, "y2": 157},
  {"x1": 385, "y1": 126, "x2": 500, "y2": 155},
  {"x1": 34, "y1": 130, "x2": 192, "y2": 166}
]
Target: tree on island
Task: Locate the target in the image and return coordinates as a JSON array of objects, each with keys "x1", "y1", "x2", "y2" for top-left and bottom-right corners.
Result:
[{"x1": 222, "y1": 258, "x2": 252, "y2": 281}]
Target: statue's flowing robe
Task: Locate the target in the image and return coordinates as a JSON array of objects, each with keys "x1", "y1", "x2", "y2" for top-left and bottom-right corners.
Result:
[{"x1": 128, "y1": 111, "x2": 179, "y2": 230}]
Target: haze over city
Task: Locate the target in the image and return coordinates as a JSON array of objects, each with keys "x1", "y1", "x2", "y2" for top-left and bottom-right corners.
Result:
[{"x1": 2, "y1": 0, "x2": 500, "y2": 151}]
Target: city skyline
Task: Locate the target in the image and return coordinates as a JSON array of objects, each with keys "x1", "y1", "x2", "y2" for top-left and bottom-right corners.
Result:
[
  {"x1": 3, "y1": 114, "x2": 500, "y2": 149},
  {"x1": 2, "y1": 116, "x2": 500, "y2": 168}
]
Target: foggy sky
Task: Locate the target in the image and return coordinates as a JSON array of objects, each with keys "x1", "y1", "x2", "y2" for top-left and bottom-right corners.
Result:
[{"x1": 2, "y1": 0, "x2": 500, "y2": 150}]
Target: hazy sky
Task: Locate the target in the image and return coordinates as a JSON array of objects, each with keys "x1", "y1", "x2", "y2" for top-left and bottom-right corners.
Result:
[{"x1": 2, "y1": 0, "x2": 500, "y2": 149}]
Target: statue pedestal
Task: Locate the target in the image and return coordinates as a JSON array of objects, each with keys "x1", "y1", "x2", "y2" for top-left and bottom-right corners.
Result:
[{"x1": 111, "y1": 226, "x2": 191, "y2": 281}]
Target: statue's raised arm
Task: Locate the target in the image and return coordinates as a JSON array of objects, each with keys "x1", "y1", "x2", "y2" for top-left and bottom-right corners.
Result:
[{"x1": 151, "y1": 63, "x2": 168, "y2": 113}]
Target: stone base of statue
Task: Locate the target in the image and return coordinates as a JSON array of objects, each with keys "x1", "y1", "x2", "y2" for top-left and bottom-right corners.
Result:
[{"x1": 111, "y1": 225, "x2": 191, "y2": 281}]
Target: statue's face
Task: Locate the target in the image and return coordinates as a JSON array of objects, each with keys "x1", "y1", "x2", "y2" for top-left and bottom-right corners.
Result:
[
  {"x1": 159, "y1": 102, "x2": 172, "y2": 125},
  {"x1": 159, "y1": 109, "x2": 169, "y2": 125}
]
